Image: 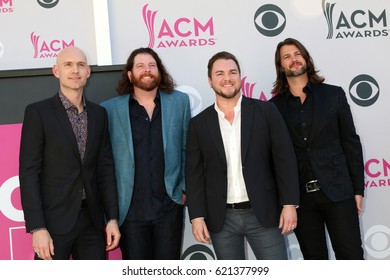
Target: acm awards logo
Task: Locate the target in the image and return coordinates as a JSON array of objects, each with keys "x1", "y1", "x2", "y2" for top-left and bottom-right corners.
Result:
[
  {"x1": 142, "y1": 4, "x2": 216, "y2": 49},
  {"x1": 30, "y1": 32, "x2": 74, "y2": 59},
  {"x1": 365, "y1": 158, "x2": 390, "y2": 188},
  {"x1": 36, "y1": 0, "x2": 59, "y2": 9},
  {"x1": 349, "y1": 74, "x2": 379, "y2": 107},
  {"x1": 254, "y1": 4, "x2": 286, "y2": 37},
  {"x1": 322, "y1": 0, "x2": 389, "y2": 39},
  {"x1": 0, "y1": 0, "x2": 14, "y2": 13},
  {"x1": 241, "y1": 76, "x2": 269, "y2": 101}
]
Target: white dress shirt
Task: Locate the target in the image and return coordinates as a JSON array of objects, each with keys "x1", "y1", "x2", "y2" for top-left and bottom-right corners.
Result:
[{"x1": 214, "y1": 95, "x2": 249, "y2": 204}]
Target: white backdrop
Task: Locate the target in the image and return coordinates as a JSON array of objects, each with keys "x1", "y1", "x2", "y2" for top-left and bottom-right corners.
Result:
[{"x1": 0, "y1": 0, "x2": 389, "y2": 260}]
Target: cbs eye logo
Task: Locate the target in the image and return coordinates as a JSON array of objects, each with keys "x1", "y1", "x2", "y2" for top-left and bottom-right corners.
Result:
[
  {"x1": 364, "y1": 225, "x2": 390, "y2": 259},
  {"x1": 0, "y1": 41, "x2": 4, "y2": 59},
  {"x1": 176, "y1": 86, "x2": 203, "y2": 117},
  {"x1": 254, "y1": 4, "x2": 286, "y2": 37},
  {"x1": 37, "y1": 0, "x2": 60, "y2": 9},
  {"x1": 181, "y1": 244, "x2": 216, "y2": 260},
  {"x1": 349, "y1": 74, "x2": 380, "y2": 107}
]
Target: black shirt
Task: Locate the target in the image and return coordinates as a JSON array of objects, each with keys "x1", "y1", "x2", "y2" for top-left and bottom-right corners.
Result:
[
  {"x1": 126, "y1": 93, "x2": 173, "y2": 221},
  {"x1": 286, "y1": 83, "x2": 316, "y2": 188}
]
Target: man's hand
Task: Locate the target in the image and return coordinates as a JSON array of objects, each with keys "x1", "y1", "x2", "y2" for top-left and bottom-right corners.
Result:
[
  {"x1": 32, "y1": 229, "x2": 54, "y2": 260},
  {"x1": 191, "y1": 218, "x2": 210, "y2": 244},
  {"x1": 279, "y1": 205, "x2": 298, "y2": 235},
  {"x1": 105, "y1": 220, "x2": 121, "y2": 251}
]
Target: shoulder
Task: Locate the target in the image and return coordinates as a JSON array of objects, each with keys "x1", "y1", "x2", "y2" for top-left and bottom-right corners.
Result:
[
  {"x1": 315, "y1": 83, "x2": 343, "y2": 93},
  {"x1": 162, "y1": 89, "x2": 190, "y2": 102},
  {"x1": 100, "y1": 95, "x2": 129, "y2": 109},
  {"x1": 243, "y1": 95, "x2": 277, "y2": 111},
  {"x1": 190, "y1": 104, "x2": 214, "y2": 123},
  {"x1": 25, "y1": 95, "x2": 57, "y2": 112}
]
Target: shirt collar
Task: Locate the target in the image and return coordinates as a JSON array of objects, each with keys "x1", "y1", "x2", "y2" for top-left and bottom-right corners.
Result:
[
  {"x1": 58, "y1": 91, "x2": 87, "y2": 111},
  {"x1": 214, "y1": 94, "x2": 242, "y2": 117}
]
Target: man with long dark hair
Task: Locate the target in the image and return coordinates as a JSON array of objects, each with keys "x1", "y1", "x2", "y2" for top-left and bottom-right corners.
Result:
[
  {"x1": 101, "y1": 48, "x2": 191, "y2": 259},
  {"x1": 270, "y1": 38, "x2": 365, "y2": 259}
]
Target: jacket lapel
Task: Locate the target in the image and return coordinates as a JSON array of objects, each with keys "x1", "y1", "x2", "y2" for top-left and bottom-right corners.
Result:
[
  {"x1": 240, "y1": 96, "x2": 254, "y2": 163},
  {"x1": 118, "y1": 95, "x2": 135, "y2": 162},
  {"x1": 51, "y1": 94, "x2": 80, "y2": 158},
  {"x1": 206, "y1": 106, "x2": 227, "y2": 164},
  {"x1": 160, "y1": 91, "x2": 172, "y2": 152}
]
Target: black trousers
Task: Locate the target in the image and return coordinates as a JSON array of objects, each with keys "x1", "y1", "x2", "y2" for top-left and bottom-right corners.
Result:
[
  {"x1": 119, "y1": 203, "x2": 184, "y2": 260},
  {"x1": 294, "y1": 189, "x2": 364, "y2": 260},
  {"x1": 35, "y1": 207, "x2": 106, "y2": 260}
]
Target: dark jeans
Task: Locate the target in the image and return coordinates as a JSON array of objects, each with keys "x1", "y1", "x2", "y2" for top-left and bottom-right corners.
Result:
[
  {"x1": 119, "y1": 203, "x2": 184, "y2": 260},
  {"x1": 40, "y1": 208, "x2": 105, "y2": 260},
  {"x1": 294, "y1": 189, "x2": 364, "y2": 260},
  {"x1": 210, "y1": 208, "x2": 287, "y2": 260}
]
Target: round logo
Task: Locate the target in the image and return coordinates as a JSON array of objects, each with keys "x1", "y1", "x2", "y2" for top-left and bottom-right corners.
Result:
[
  {"x1": 181, "y1": 244, "x2": 216, "y2": 260},
  {"x1": 364, "y1": 225, "x2": 390, "y2": 259},
  {"x1": 176, "y1": 85, "x2": 203, "y2": 117},
  {"x1": 0, "y1": 41, "x2": 4, "y2": 58},
  {"x1": 254, "y1": 4, "x2": 286, "y2": 37},
  {"x1": 349, "y1": 74, "x2": 380, "y2": 107},
  {"x1": 37, "y1": 0, "x2": 60, "y2": 9}
]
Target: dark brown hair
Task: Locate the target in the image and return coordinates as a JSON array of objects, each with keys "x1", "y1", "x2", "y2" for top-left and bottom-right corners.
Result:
[
  {"x1": 272, "y1": 38, "x2": 325, "y2": 95},
  {"x1": 207, "y1": 51, "x2": 241, "y2": 78},
  {"x1": 116, "y1": 47, "x2": 176, "y2": 95}
]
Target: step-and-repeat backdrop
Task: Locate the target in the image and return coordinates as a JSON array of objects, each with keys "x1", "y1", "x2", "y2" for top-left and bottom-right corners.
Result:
[{"x1": 1, "y1": 0, "x2": 389, "y2": 260}]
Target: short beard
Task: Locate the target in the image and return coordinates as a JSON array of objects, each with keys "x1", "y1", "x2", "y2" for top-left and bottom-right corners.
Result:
[
  {"x1": 132, "y1": 73, "x2": 161, "y2": 91},
  {"x1": 214, "y1": 86, "x2": 241, "y2": 100},
  {"x1": 285, "y1": 66, "x2": 307, "y2": 77}
]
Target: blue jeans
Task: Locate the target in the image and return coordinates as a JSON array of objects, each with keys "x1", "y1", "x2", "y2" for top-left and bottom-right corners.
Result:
[{"x1": 210, "y1": 208, "x2": 287, "y2": 260}]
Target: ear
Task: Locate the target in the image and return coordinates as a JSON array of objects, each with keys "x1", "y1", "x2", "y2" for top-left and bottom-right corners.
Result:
[
  {"x1": 52, "y1": 65, "x2": 59, "y2": 78},
  {"x1": 127, "y1": 71, "x2": 132, "y2": 82},
  {"x1": 86, "y1": 65, "x2": 91, "y2": 78},
  {"x1": 208, "y1": 77, "x2": 212, "y2": 87}
]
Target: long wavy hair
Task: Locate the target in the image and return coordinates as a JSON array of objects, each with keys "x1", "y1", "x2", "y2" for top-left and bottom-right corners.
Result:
[
  {"x1": 116, "y1": 47, "x2": 176, "y2": 95},
  {"x1": 272, "y1": 38, "x2": 324, "y2": 95}
]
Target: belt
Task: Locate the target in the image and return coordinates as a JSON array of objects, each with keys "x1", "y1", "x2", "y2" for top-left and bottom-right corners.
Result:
[
  {"x1": 226, "y1": 201, "x2": 251, "y2": 210},
  {"x1": 305, "y1": 180, "x2": 320, "y2": 193},
  {"x1": 80, "y1": 199, "x2": 88, "y2": 209}
]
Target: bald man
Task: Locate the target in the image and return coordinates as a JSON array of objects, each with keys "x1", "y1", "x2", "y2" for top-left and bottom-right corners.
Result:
[{"x1": 19, "y1": 46, "x2": 120, "y2": 260}]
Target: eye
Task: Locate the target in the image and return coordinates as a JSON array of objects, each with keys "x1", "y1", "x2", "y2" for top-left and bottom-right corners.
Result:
[
  {"x1": 181, "y1": 244, "x2": 216, "y2": 260},
  {"x1": 364, "y1": 225, "x2": 390, "y2": 259},
  {"x1": 37, "y1": 0, "x2": 60, "y2": 8},
  {"x1": 254, "y1": 4, "x2": 286, "y2": 37},
  {"x1": 349, "y1": 74, "x2": 380, "y2": 107}
]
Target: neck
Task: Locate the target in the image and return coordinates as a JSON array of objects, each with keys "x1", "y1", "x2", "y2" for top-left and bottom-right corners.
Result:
[
  {"x1": 215, "y1": 93, "x2": 240, "y2": 114},
  {"x1": 61, "y1": 88, "x2": 84, "y2": 112},
  {"x1": 133, "y1": 88, "x2": 158, "y2": 103},
  {"x1": 287, "y1": 75, "x2": 309, "y2": 97}
]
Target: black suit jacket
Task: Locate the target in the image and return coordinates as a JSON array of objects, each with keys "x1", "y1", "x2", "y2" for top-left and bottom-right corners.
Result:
[
  {"x1": 270, "y1": 83, "x2": 364, "y2": 201},
  {"x1": 19, "y1": 94, "x2": 118, "y2": 235},
  {"x1": 186, "y1": 96, "x2": 300, "y2": 233}
]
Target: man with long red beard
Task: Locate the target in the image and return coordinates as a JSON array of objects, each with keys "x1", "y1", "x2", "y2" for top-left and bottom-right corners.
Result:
[{"x1": 101, "y1": 48, "x2": 191, "y2": 260}]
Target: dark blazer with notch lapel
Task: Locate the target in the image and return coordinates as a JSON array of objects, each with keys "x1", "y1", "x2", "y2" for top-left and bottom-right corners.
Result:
[
  {"x1": 186, "y1": 95, "x2": 300, "y2": 233},
  {"x1": 270, "y1": 83, "x2": 364, "y2": 201},
  {"x1": 19, "y1": 94, "x2": 118, "y2": 235}
]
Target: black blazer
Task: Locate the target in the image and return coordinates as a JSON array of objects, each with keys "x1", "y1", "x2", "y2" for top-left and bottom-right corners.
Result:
[
  {"x1": 186, "y1": 96, "x2": 300, "y2": 233},
  {"x1": 270, "y1": 83, "x2": 364, "y2": 201},
  {"x1": 19, "y1": 94, "x2": 118, "y2": 235}
]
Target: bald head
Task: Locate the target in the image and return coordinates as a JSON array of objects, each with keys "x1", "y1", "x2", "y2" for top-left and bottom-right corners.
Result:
[{"x1": 56, "y1": 46, "x2": 88, "y2": 66}]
